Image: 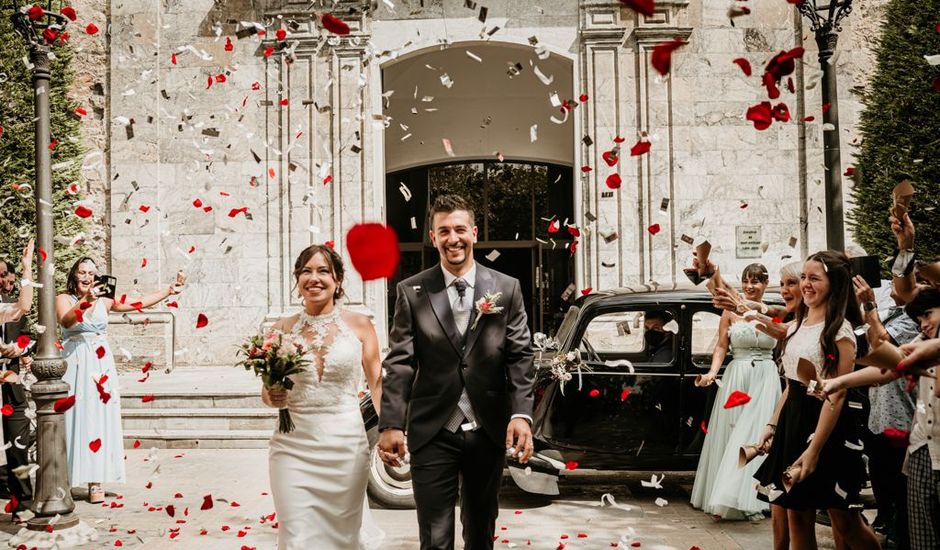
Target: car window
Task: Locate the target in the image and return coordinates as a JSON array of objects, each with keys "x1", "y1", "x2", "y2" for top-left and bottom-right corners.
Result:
[
  {"x1": 580, "y1": 309, "x2": 676, "y2": 365},
  {"x1": 691, "y1": 310, "x2": 723, "y2": 367}
]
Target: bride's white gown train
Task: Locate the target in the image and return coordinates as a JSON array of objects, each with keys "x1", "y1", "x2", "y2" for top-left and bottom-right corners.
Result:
[{"x1": 268, "y1": 309, "x2": 383, "y2": 550}]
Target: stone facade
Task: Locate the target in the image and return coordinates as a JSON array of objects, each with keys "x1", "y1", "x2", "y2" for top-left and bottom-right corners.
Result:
[{"x1": 67, "y1": 0, "x2": 886, "y2": 368}]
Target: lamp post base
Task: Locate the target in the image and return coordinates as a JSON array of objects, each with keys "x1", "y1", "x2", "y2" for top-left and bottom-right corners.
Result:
[{"x1": 9, "y1": 518, "x2": 97, "y2": 548}]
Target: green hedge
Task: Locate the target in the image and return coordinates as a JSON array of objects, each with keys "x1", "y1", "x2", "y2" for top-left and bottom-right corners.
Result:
[
  {"x1": 0, "y1": 10, "x2": 88, "y2": 291},
  {"x1": 850, "y1": 0, "x2": 940, "y2": 266}
]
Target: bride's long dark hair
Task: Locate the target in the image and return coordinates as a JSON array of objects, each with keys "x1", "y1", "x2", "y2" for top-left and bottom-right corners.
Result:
[{"x1": 783, "y1": 250, "x2": 862, "y2": 378}]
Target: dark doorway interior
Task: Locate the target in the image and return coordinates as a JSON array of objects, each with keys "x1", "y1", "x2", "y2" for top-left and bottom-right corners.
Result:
[{"x1": 385, "y1": 161, "x2": 576, "y2": 337}]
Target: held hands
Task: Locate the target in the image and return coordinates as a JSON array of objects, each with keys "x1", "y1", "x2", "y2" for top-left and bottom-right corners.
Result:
[
  {"x1": 377, "y1": 429, "x2": 408, "y2": 468},
  {"x1": 505, "y1": 417, "x2": 534, "y2": 464}
]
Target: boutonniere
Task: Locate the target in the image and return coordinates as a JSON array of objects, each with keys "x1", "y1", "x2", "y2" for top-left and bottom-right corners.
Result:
[{"x1": 470, "y1": 291, "x2": 504, "y2": 331}]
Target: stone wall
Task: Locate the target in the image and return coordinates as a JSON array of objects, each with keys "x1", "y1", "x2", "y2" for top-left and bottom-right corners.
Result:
[{"x1": 74, "y1": 0, "x2": 888, "y2": 367}]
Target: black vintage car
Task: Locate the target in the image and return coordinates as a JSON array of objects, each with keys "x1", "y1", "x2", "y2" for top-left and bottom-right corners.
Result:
[{"x1": 360, "y1": 288, "x2": 782, "y2": 508}]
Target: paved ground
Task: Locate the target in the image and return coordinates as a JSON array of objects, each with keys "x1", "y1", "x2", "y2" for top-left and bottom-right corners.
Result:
[{"x1": 0, "y1": 447, "x2": 861, "y2": 549}]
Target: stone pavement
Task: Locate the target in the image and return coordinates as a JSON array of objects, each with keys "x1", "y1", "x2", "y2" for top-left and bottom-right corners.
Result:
[{"x1": 0, "y1": 447, "x2": 859, "y2": 549}]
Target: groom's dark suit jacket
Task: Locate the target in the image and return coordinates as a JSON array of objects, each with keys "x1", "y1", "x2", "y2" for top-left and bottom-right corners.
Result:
[{"x1": 379, "y1": 264, "x2": 535, "y2": 453}]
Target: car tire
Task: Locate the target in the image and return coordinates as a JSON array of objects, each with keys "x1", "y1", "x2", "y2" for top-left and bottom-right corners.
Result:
[{"x1": 366, "y1": 426, "x2": 416, "y2": 509}]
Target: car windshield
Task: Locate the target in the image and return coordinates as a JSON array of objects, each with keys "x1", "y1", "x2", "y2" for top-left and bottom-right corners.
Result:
[{"x1": 552, "y1": 305, "x2": 580, "y2": 347}]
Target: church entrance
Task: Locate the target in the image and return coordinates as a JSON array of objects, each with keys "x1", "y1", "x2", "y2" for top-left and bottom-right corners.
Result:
[{"x1": 385, "y1": 161, "x2": 575, "y2": 336}]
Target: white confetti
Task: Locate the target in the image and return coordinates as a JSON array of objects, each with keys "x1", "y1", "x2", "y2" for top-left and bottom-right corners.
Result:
[
  {"x1": 530, "y1": 124, "x2": 538, "y2": 143},
  {"x1": 654, "y1": 497, "x2": 668, "y2": 507},
  {"x1": 640, "y1": 473, "x2": 664, "y2": 489},
  {"x1": 466, "y1": 50, "x2": 482, "y2": 63},
  {"x1": 485, "y1": 250, "x2": 501, "y2": 262}
]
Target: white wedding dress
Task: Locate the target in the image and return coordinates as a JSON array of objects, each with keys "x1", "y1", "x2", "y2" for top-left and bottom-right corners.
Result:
[{"x1": 268, "y1": 309, "x2": 383, "y2": 549}]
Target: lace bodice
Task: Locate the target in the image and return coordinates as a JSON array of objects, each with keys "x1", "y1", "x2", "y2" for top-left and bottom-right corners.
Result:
[
  {"x1": 729, "y1": 321, "x2": 776, "y2": 361},
  {"x1": 781, "y1": 319, "x2": 856, "y2": 381},
  {"x1": 285, "y1": 309, "x2": 364, "y2": 412}
]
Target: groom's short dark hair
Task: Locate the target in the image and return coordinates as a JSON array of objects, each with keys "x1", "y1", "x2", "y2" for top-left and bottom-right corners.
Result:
[{"x1": 429, "y1": 194, "x2": 475, "y2": 227}]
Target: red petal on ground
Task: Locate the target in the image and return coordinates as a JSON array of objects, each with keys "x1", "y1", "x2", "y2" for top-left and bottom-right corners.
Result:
[
  {"x1": 346, "y1": 224, "x2": 401, "y2": 281},
  {"x1": 606, "y1": 173, "x2": 622, "y2": 189},
  {"x1": 201, "y1": 495, "x2": 214, "y2": 510},
  {"x1": 54, "y1": 395, "x2": 76, "y2": 413},
  {"x1": 85, "y1": 23, "x2": 99, "y2": 35},
  {"x1": 648, "y1": 223, "x2": 661, "y2": 235},
  {"x1": 321, "y1": 13, "x2": 351, "y2": 35},
  {"x1": 723, "y1": 390, "x2": 752, "y2": 409},
  {"x1": 89, "y1": 439, "x2": 102, "y2": 453},
  {"x1": 618, "y1": 0, "x2": 655, "y2": 17},
  {"x1": 166, "y1": 504, "x2": 176, "y2": 517},
  {"x1": 225, "y1": 37, "x2": 233, "y2": 51},
  {"x1": 630, "y1": 140, "x2": 651, "y2": 156},
  {"x1": 650, "y1": 38, "x2": 685, "y2": 76},
  {"x1": 228, "y1": 207, "x2": 248, "y2": 218},
  {"x1": 732, "y1": 57, "x2": 752, "y2": 76}
]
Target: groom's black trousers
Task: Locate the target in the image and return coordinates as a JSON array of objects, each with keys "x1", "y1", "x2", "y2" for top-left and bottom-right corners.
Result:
[{"x1": 410, "y1": 428, "x2": 505, "y2": 550}]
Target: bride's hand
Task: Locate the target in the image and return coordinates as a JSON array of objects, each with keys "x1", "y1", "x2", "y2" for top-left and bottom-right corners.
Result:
[
  {"x1": 263, "y1": 386, "x2": 288, "y2": 408},
  {"x1": 378, "y1": 429, "x2": 407, "y2": 467}
]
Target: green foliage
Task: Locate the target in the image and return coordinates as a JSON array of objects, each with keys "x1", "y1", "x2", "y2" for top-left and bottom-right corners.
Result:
[
  {"x1": 849, "y1": 0, "x2": 940, "y2": 267},
  {"x1": 0, "y1": 9, "x2": 88, "y2": 291}
]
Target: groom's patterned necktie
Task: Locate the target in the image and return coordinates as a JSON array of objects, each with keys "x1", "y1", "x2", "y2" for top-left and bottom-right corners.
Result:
[{"x1": 444, "y1": 277, "x2": 479, "y2": 433}]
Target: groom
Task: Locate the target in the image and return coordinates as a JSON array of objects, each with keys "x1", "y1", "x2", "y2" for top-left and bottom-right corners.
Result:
[{"x1": 378, "y1": 194, "x2": 535, "y2": 550}]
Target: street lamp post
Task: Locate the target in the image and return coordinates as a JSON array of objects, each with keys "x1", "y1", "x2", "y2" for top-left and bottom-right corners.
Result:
[
  {"x1": 9, "y1": 1, "x2": 80, "y2": 534},
  {"x1": 797, "y1": 0, "x2": 854, "y2": 252}
]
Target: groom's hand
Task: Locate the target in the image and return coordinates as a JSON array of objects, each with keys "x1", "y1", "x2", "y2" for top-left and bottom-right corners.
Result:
[
  {"x1": 377, "y1": 429, "x2": 407, "y2": 467},
  {"x1": 505, "y1": 418, "x2": 533, "y2": 464}
]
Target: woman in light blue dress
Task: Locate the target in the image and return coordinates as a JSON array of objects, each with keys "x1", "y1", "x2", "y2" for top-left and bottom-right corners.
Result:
[
  {"x1": 55, "y1": 257, "x2": 184, "y2": 502},
  {"x1": 690, "y1": 263, "x2": 781, "y2": 520}
]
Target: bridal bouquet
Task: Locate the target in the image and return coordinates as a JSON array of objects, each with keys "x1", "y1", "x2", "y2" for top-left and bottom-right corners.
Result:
[{"x1": 236, "y1": 328, "x2": 310, "y2": 433}]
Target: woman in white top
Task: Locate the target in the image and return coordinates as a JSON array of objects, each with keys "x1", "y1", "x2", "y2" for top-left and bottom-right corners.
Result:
[{"x1": 753, "y1": 251, "x2": 880, "y2": 550}]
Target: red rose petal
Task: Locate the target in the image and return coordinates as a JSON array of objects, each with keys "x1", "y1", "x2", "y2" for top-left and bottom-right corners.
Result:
[
  {"x1": 275, "y1": 28, "x2": 287, "y2": 41},
  {"x1": 85, "y1": 23, "x2": 99, "y2": 35},
  {"x1": 224, "y1": 37, "x2": 233, "y2": 51},
  {"x1": 89, "y1": 438, "x2": 102, "y2": 453},
  {"x1": 732, "y1": 57, "x2": 752, "y2": 76},
  {"x1": 228, "y1": 207, "x2": 248, "y2": 218},
  {"x1": 602, "y1": 150, "x2": 619, "y2": 166},
  {"x1": 647, "y1": 223, "x2": 661, "y2": 235},
  {"x1": 723, "y1": 390, "x2": 752, "y2": 409},
  {"x1": 588, "y1": 389, "x2": 601, "y2": 397},
  {"x1": 746, "y1": 101, "x2": 774, "y2": 130},
  {"x1": 565, "y1": 460, "x2": 579, "y2": 470},
  {"x1": 843, "y1": 166, "x2": 855, "y2": 177},
  {"x1": 75, "y1": 205, "x2": 93, "y2": 218},
  {"x1": 16, "y1": 335, "x2": 30, "y2": 349},
  {"x1": 579, "y1": 93, "x2": 589, "y2": 102},
  {"x1": 321, "y1": 13, "x2": 350, "y2": 35},
  {"x1": 201, "y1": 494, "x2": 214, "y2": 510},
  {"x1": 772, "y1": 102, "x2": 791, "y2": 123},
  {"x1": 166, "y1": 504, "x2": 176, "y2": 517},
  {"x1": 54, "y1": 395, "x2": 76, "y2": 413},
  {"x1": 141, "y1": 395, "x2": 155, "y2": 403},
  {"x1": 567, "y1": 226, "x2": 581, "y2": 238},
  {"x1": 28, "y1": 5, "x2": 44, "y2": 21},
  {"x1": 346, "y1": 223, "x2": 400, "y2": 281},
  {"x1": 605, "y1": 173, "x2": 622, "y2": 189},
  {"x1": 4, "y1": 494, "x2": 19, "y2": 513},
  {"x1": 620, "y1": 388, "x2": 631, "y2": 401},
  {"x1": 581, "y1": 288, "x2": 593, "y2": 296},
  {"x1": 700, "y1": 419, "x2": 708, "y2": 433},
  {"x1": 618, "y1": 0, "x2": 655, "y2": 17},
  {"x1": 630, "y1": 140, "x2": 651, "y2": 156},
  {"x1": 96, "y1": 346, "x2": 106, "y2": 359},
  {"x1": 548, "y1": 220, "x2": 560, "y2": 233},
  {"x1": 196, "y1": 313, "x2": 209, "y2": 328},
  {"x1": 133, "y1": 440, "x2": 141, "y2": 448},
  {"x1": 1, "y1": 404, "x2": 13, "y2": 417},
  {"x1": 650, "y1": 38, "x2": 685, "y2": 76}
]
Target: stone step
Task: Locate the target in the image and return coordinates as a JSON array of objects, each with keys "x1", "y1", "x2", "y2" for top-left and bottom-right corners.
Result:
[
  {"x1": 121, "y1": 408, "x2": 278, "y2": 431},
  {"x1": 123, "y1": 429, "x2": 271, "y2": 450},
  {"x1": 120, "y1": 392, "x2": 264, "y2": 410}
]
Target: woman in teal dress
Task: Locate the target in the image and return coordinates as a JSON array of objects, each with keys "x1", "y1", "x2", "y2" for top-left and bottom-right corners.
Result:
[{"x1": 690, "y1": 263, "x2": 781, "y2": 520}]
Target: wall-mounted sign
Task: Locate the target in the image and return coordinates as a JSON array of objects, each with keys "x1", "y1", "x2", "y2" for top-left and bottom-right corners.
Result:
[{"x1": 736, "y1": 225, "x2": 762, "y2": 259}]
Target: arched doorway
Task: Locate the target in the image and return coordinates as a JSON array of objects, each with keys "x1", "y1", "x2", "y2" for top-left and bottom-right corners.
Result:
[{"x1": 382, "y1": 42, "x2": 576, "y2": 335}]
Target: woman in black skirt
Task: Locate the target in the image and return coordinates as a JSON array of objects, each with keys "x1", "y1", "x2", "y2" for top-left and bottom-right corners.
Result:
[{"x1": 753, "y1": 251, "x2": 881, "y2": 549}]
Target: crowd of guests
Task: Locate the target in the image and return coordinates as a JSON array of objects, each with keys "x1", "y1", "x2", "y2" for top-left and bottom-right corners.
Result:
[
  {"x1": 689, "y1": 206, "x2": 940, "y2": 549},
  {"x1": 0, "y1": 247, "x2": 182, "y2": 509}
]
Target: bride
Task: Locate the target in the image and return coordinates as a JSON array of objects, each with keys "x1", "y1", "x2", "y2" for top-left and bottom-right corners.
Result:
[{"x1": 264, "y1": 244, "x2": 384, "y2": 549}]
